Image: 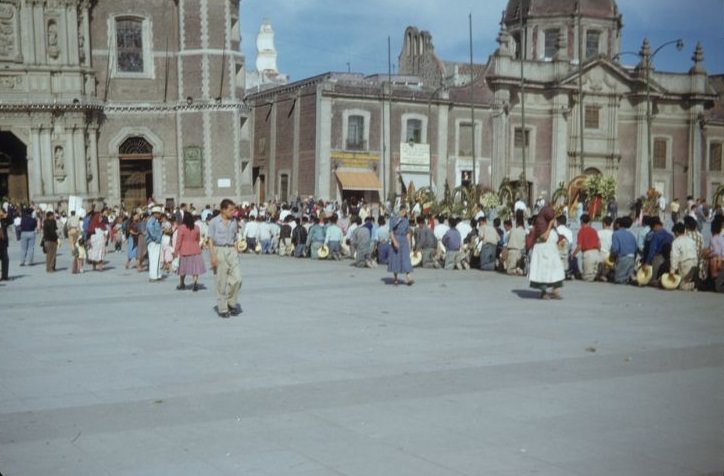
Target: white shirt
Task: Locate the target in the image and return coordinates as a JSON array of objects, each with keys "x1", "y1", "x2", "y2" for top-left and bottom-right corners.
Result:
[
  {"x1": 243, "y1": 220, "x2": 260, "y2": 239},
  {"x1": 598, "y1": 229, "x2": 614, "y2": 256},
  {"x1": 258, "y1": 222, "x2": 273, "y2": 241},
  {"x1": 456, "y1": 221, "x2": 472, "y2": 241},
  {"x1": 556, "y1": 225, "x2": 573, "y2": 252},
  {"x1": 671, "y1": 234, "x2": 697, "y2": 271},
  {"x1": 434, "y1": 223, "x2": 449, "y2": 241}
]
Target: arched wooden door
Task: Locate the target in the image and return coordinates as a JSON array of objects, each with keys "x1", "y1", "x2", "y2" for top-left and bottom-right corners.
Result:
[
  {"x1": 119, "y1": 137, "x2": 153, "y2": 209},
  {"x1": 0, "y1": 132, "x2": 29, "y2": 204}
]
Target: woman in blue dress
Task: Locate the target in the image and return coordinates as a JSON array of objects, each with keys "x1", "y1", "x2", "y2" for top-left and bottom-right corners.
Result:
[{"x1": 387, "y1": 204, "x2": 414, "y2": 286}]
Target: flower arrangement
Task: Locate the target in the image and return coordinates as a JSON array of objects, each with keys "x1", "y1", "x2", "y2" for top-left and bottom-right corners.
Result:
[{"x1": 480, "y1": 192, "x2": 500, "y2": 210}]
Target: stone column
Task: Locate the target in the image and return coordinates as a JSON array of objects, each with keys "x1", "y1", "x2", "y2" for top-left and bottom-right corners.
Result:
[
  {"x1": 29, "y1": 127, "x2": 43, "y2": 198},
  {"x1": 689, "y1": 105, "x2": 704, "y2": 198},
  {"x1": 66, "y1": 126, "x2": 78, "y2": 192},
  {"x1": 72, "y1": 126, "x2": 87, "y2": 194},
  {"x1": 436, "y1": 97, "x2": 449, "y2": 200},
  {"x1": 315, "y1": 88, "x2": 332, "y2": 200},
  {"x1": 550, "y1": 93, "x2": 569, "y2": 193},
  {"x1": 634, "y1": 102, "x2": 648, "y2": 197},
  {"x1": 40, "y1": 129, "x2": 54, "y2": 197},
  {"x1": 267, "y1": 101, "x2": 277, "y2": 200},
  {"x1": 491, "y1": 89, "x2": 510, "y2": 191},
  {"x1": 87, "y1": 127, "x2": 99, "y2": 196},
  {"x1": 33, "y1": 3, "x2": 44, "y2": 63}
]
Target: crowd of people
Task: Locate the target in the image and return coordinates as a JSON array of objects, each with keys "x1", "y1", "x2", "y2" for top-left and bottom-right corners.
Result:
[{"x1": 1, "y1": 194, "x2": 722, "y2": 304}]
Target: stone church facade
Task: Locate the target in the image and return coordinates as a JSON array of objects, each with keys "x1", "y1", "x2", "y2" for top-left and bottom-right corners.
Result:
[
  {"x1": 246, "y1": 0, "x2": 723, "y2": 209},
  {"x1": 0, "y1": 0, "x2": 251, "y2": 209}
]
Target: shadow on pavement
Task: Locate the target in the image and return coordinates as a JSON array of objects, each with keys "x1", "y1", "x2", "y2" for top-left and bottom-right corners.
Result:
[{"x1": 511, "y1": 289, "x2": 542, "y2": 300}]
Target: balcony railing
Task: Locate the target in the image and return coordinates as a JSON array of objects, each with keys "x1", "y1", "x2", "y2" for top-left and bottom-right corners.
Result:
[{"x1": 346, "y1": 139, "x2": 367, "y2": 151}]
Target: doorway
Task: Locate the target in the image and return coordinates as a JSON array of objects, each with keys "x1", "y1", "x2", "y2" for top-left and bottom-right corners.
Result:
[
  {"x1": 0, "y1": 132, "x2": 29, "y2": 204},
  {"x1": 119, "y1": 136, "x2": 154, "y2": 209}
]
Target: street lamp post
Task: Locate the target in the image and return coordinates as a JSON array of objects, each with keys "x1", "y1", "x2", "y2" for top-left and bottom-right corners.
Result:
[
  {"x1": 641, "y1": 38, "x2": 684, "y2": 193},
  {"x1": 427, "y1": 84, "x2": 446, "y2": 192}
]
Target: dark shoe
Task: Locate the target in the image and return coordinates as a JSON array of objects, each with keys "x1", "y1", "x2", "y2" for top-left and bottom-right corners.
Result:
[
  {"x1": 192, "y1": 283, "x2": 198, "y2": 292},
  {"x1": 19, "y1": 263, "x2": 25, "y2": 267},
  {"x1": 218, "y1": 311, "x2": 231, "y2": 319},
  {"x1": 406, "y1": 279, "x2": 415, "y2": 286},
  {"x1": 176, "y1": 284, "x2": 185, "y2": 290},
  {"x1": 229, "y1": 305, "x2": 242, "y2": 316}
]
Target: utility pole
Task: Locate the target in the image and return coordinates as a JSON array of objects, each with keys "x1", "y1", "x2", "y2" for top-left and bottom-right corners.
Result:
[
  {"x1": 469, "y1": 14, "x2": 477, "y2": 192},
  {"x1": 577, "y1": 1, "x2": 585, "y2": 174},
  {"x1": 519, "y1": 4, "x2": 528, "y2": 203}
]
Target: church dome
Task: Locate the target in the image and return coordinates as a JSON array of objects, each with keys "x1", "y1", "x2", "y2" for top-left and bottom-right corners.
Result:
[{"x1": 505, "y1": 0, "x2": 619, "y2": 23}]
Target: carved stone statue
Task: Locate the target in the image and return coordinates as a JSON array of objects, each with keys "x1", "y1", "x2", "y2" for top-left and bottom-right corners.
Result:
[
  {"x1": 54, "y1": 145, "x2": 65, "y2": 174},
  {"x1": 47, "y1": 21, "x2": 60, "y2": 59}
]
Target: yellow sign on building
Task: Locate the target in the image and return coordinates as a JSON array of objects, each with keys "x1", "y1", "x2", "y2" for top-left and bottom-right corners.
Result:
[{"x1": 331, "y1": 151, "x2": 380, "y2": 169}]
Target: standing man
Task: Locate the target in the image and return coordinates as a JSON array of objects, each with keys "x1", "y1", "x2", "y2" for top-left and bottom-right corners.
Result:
[
  {"x1": 145, "y1": 206, "x2": 163, "y2": 282},
  {"x1": 42, "y1": 211, "x2": 59, "y2": 273},
  {"x1": 208, "y1": 199, "x2": 242, "y2": 318}
]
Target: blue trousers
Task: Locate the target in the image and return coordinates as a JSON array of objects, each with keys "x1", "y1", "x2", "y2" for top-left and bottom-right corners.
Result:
[
  {"x1": 377, "y1": 243, "x2": 391, "y2": 265},
  {"x1": 20, "y1": 231, "x2": 36, "y2": 265}
]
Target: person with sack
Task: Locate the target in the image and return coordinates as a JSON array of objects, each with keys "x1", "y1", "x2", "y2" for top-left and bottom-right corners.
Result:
[{"x1": 527, "y1": 207, "x2": 565, "y2": 300}]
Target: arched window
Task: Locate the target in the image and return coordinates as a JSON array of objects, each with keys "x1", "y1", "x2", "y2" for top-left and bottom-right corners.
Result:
[{"x1": 119, "y1": 136, "x2": 153, "y2": 156}]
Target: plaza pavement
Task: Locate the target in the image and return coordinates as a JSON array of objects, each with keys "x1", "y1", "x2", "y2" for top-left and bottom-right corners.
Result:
[{"x1": 0, "y1": 238, "x2": 722, "y2": 476}]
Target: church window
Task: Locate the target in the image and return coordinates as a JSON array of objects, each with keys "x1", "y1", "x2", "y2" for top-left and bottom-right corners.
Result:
[
  {"x1": 514, "y1": 128, "x2": 530, "y2": 148},
  {"x1": 653, "y1": 138, "x2": 667, "y2": 169},
  {"x1": 586, "y1": 31, "x2": 601, "y2": 59},
  {"x1": 347, "y1": 115, "x2": 365, "y2": 150},
  {"x1": 710, "y1": 142, "x2": 722, "y2": 172},
  {"x1": 458, "y1": 123, "x2": 474, "y2": 156},
  {"x1": 544, "y1": 29, "x2": 559, "y2": 59},
  {"x1": 406, "y1": 119, "x2": 423, "y2": 144},
  {"x1": 585, "y1": 106, "x2": 600, "y2": 129},
  {"x1": 116, "y1": 18, "x2": 144, "y2": 73}
]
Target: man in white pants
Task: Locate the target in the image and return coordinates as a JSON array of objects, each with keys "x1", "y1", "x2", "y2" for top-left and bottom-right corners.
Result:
[{"x1": 146, "y1": 206, "x2": 163, "y2": 281}]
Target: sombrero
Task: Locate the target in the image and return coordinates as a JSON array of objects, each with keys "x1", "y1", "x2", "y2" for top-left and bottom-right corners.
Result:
[
  {"x1": 318, "y1": 244, "x2": 330, "y2": 259},
  {"x1": 254, "y1": 243, "x2": 262, "y2": 254},
  {"x1": 661, "y1": 272, "x2": 682, "y2": 290},
  {"x1": 604, "y1": 255, "x2": 616, "y2": 270},
  {"x1": 286, "y1": 243, "x2": 295, "y2": 255},
  {"x1": 236, "y1": 240, "x2": 248, "y2": 252},
  {"x1": 341, "y1": 242, "x2": 351, "y2": 256},
  {"x1": 410, "y1": 251, "x2": 423, "y2": 267},
  {"x1": 636, "y1": 265, "x2": 653, "y2": 286}
]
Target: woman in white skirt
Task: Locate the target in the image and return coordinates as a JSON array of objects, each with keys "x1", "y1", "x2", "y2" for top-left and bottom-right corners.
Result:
[{"x1": 528, "y1": 207, "x2": 565, "y2": 300}]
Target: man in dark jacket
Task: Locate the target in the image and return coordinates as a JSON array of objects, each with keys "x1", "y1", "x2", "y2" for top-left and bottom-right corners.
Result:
[{"x1": 42, "y1": 211, "x2": 59, "y2": 272}]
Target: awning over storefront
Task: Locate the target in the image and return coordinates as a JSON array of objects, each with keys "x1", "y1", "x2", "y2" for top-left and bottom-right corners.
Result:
[{"x1": 335, "y1": 170, "x2": 382, "y2": 191}]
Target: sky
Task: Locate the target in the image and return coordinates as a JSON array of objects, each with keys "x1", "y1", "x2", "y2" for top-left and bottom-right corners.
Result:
[{"x1": 240, "y1": 0, "x2": 724, "y2": 82}]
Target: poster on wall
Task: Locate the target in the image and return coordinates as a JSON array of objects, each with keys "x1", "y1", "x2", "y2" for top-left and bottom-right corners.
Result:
[{"x1": 68, "y1": 195, "x2": 85, "y2": 217}]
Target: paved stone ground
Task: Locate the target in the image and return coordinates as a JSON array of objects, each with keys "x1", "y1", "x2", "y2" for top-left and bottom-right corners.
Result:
[{"x1": 1, "y1": 239, "x2": 723, "y2": 476}]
